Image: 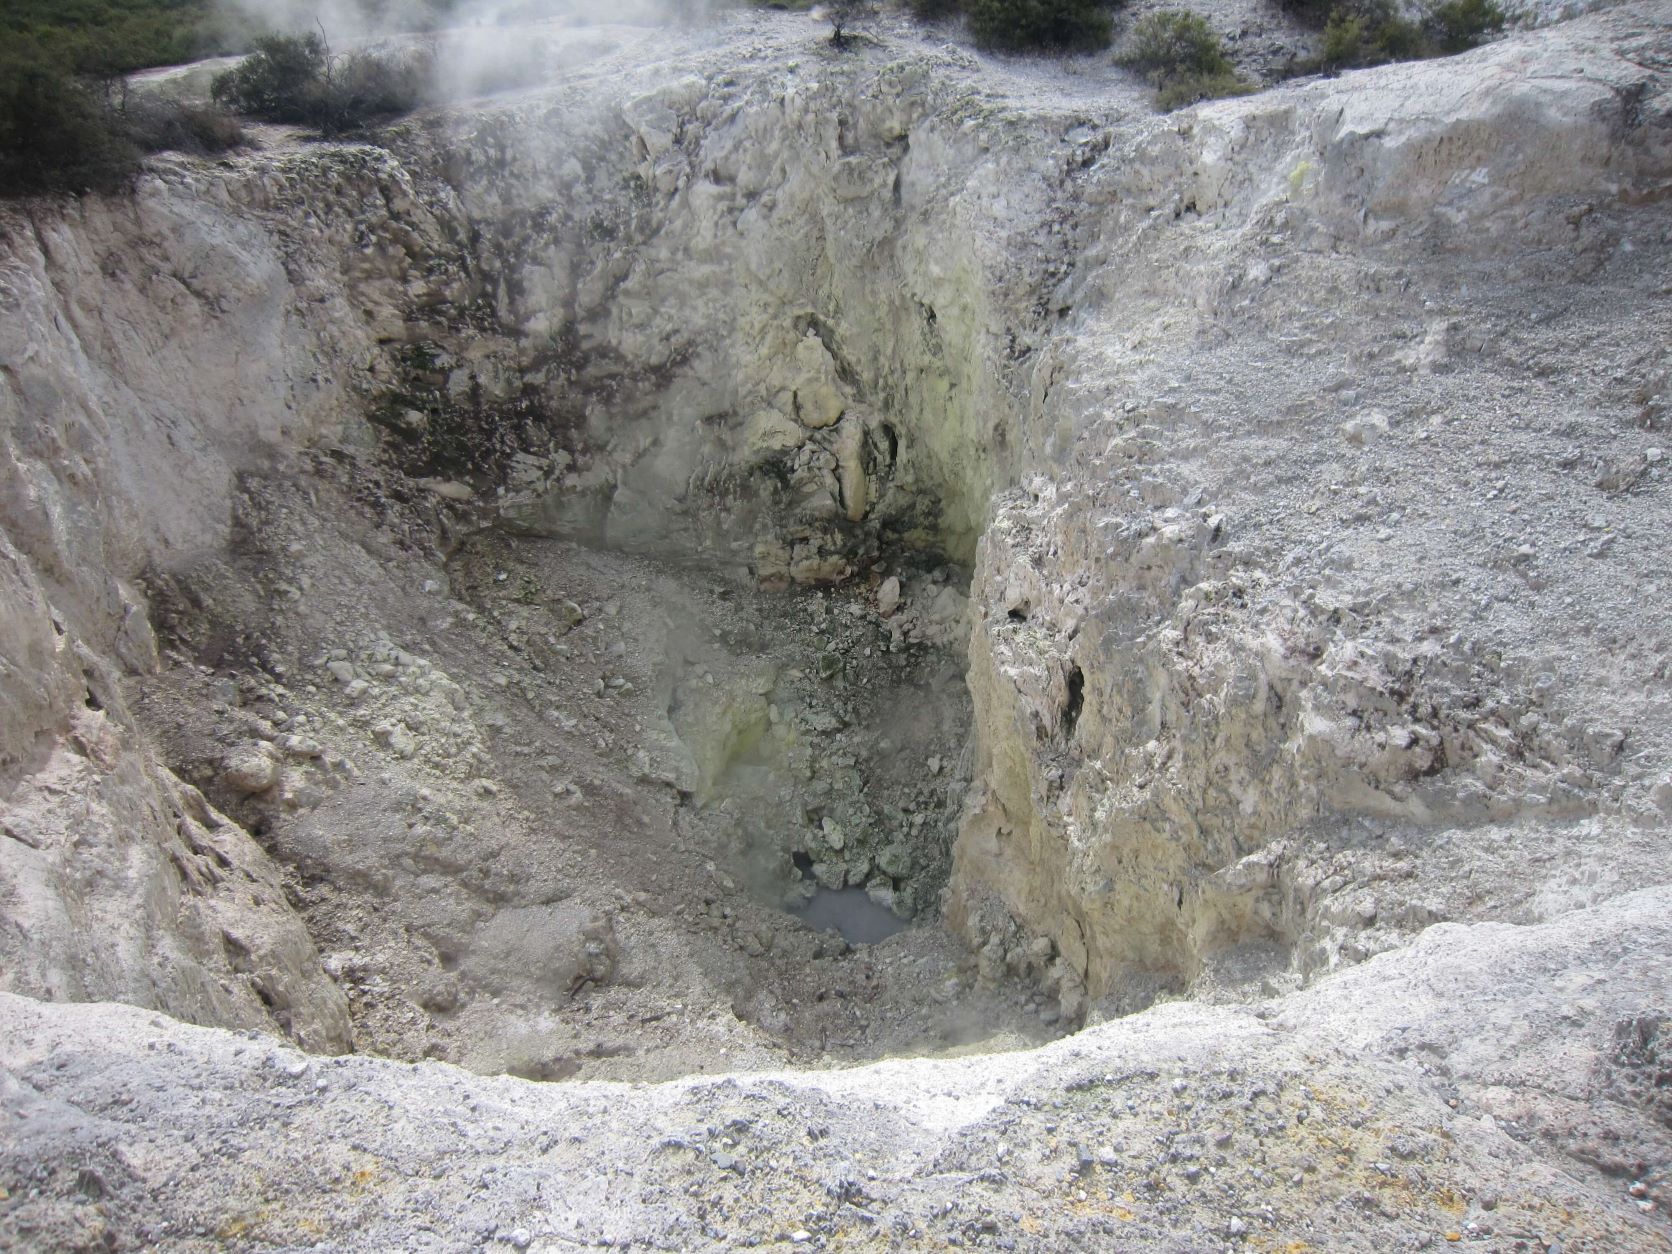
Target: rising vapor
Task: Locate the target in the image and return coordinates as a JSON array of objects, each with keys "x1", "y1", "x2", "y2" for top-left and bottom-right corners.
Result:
[{"x1": 213, "y1": 0, "x2": 744, "y2": 103}]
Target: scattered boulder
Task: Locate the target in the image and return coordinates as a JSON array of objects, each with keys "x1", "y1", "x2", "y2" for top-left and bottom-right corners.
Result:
[{"x1": 221, "y1": 742, "x2": 282, "y2": 795}]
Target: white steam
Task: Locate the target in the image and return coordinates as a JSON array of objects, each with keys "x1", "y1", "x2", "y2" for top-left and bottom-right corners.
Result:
[
  {"x1": 218, "y1": 0, "x2": 716, "y2": 43},
  {"x1": 217, "y1": 0, "x2": 738, "y2": 103}
]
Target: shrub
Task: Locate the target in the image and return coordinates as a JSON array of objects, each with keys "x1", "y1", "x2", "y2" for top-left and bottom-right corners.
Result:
[
  {"x1": 1123, "y1": 9, "x2": 1234, "y2": 79},
  {"x1": 211, "y1": 33, "x2": 329, "y2": 124},
  {"x1": 0, "y1": 42, "x2": 137, "y2": 195},
  {"x1": 1156, "y1": 70, "x2": 1256, "y2": 110},
  {"x1": 1376, "y1": 10, "x2": 1427, "y2": 57},
  {"x1": 121, "y1": 97, "x2": 245, "y2": 158},
  {"x1": 313, "y1": 48, "x2": 430, "y2": 133},
  {"x1": 1272, "y1": 0, "x2": 1339, "y2": 23},
  {"x1": 211, "y1": 33, "x2": 430, "y2": 136},
  {"x1": 1121, "y1": 10, "x2": 1253, "y2": 110},
  {"x1": 1317, "y1": 9, "x2": 1369, "y2": 67},
  {"x1": 1424, "y1": 0, "x2": 1505, "y2": 53},
  {"x1": 0, "y1": 39, "x2": 244, "y2": 197},
  {"x1": 10, "y1": 0, "x2": 240, "y2": 79},
  {"x1": 828, "y1": 0, "x2": 876, "y2": 47},
  {"x1": 908, "y1": 0, "x2": 965, "y2": 16},
  {"x1": 965, "y1": 0, "x2": 1117, "y2": 52},
  {"x1": 1287, "y1": 0, "x2": 1504, "y2": 72}
]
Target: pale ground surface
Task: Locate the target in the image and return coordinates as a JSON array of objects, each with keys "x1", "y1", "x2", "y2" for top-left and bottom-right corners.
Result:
[{"x1": 1, "y1": 2, "x2": 1670, "y2": 1250}]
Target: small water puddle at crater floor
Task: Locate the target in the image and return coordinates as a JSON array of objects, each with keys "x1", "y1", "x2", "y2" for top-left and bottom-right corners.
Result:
[{"x1": 791, "y1": 887, "x2": 912, "y2": 946}]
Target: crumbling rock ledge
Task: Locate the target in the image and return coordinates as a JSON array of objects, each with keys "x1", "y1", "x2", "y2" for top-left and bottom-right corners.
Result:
[{"x1": 3, "y1": 885, "x2": 1669, "y2": 1249}]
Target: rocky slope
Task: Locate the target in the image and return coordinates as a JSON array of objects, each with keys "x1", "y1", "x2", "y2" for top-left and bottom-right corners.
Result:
[
  {"x1": 3, "y1": 886, "x2": 1669, "y2": 1249},
  {"x1": 1, "y1": 3, "x2": 1669, "y2": 1249}
]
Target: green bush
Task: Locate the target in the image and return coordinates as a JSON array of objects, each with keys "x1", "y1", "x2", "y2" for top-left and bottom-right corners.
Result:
[
  {"x1": 1288, "y1": 0, "x2": 1504, "y2": 72},
  {"x1": 1424, "y1": 0, "x2": 1505, "y2": 52},
  {"x1": 964, "y1": 0, "x2": 1117, "y2": 52},
  {"x1": 1316, "y1": 4, "x2": 1425, "y2": 69},
  {"x1": 0, "y1": 42, "x2": 136, "y2": 194},
  {"x1": 1377, "y1": 10, "x2": 1428, "y2": 57},
  {"x1": 1317, "y1": 10, "x2": 1368, "y2": 67},
  {"x1": 1123, "y1": 9, "x2": 1234, "y2": 79},
  {"x1": 1121, "y1": 10, "x2": 1252, "y2": 111},
  {"x1": 211, "y1": 32, "x2": 327, "y2": 124},
  {"x1": 1156, "y1": 70, "x2": 1256, "y2": 110},
  {"x1": 1, "y1": 37, "x2": 245, "y2": 197},
  {"x1": 211, "y1": 33, "x2": 430, "y2": 136},
  {"x1": 8, "y1": 0, "x2": 239, "y2": 78},
  {"x1": 908, "y1": 0, "x2": 965, "y2": 17}
]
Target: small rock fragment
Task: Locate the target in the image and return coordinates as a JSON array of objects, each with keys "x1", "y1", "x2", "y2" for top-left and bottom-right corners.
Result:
[
  {"x1": 877, "y1": 575, "x2": 902, "y2": 617},
  {"x1": 222, "y1": 742, "x2": 282, "y2": 795}
]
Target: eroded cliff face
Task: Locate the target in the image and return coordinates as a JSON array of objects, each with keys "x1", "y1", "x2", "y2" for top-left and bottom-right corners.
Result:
[
  {"x1": 0, "y1": 17, "x2": 1092, "y2": 1066},
  {"x1": 945, "y1": 14, "x2": 1672, "y2": 1014},
  {"x1": 375, "y1": 44, "x2": 1071, "y2": 575},
  {"x1": 0, "y1": 170, "x2": 386, "y2": 1048},
  {"x1": 0, "y1": 0, "x2": 1668, "y2": 1110}
]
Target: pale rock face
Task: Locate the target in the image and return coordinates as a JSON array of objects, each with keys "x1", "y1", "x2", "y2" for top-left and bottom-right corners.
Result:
[
  {"x1": 0, "y1": 178, "x2": 361, "y2": 1042},
  {"x1": 743, "y1": 407, "x2": 803, "y2": 456},
  {"x1": 934, "y1": 15, "x2": 1672, "y2": 1009}
]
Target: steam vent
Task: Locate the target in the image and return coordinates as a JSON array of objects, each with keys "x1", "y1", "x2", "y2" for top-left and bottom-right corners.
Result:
[{"x1": 2, "y1": 0, "x2": 1670, "y2": 1248}]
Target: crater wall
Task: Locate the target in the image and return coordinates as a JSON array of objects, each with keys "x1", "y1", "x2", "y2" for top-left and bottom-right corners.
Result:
[{"x1": 0, "y1": 5, "x2": 1669, "y2": 1066}]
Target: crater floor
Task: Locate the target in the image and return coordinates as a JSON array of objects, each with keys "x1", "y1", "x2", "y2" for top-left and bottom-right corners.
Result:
[{"x1": 130, "y1": 459, "x2": 1058, "y2": 1081}]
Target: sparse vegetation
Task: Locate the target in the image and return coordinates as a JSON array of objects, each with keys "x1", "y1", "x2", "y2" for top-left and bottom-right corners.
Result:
[
  {"x1": 8, "y1": 0, "x2": 240, "y2": 78},
  {"x1": 765, "y1": 0, "x2": 1119, "y2": 51},
  {"x1": 0, "y1": 36, "x2": 242, "y2": 197},
  {"x1": 1155, "y1": 69, "x2": 1257, "y2": 110},
  {"x1": 1121, "y1": 10, "x2": 1254, "y2": 110},
  {"x1": 1123, "y1": 9, "x2": 1233, "y2": 78},
  {"x1": 752, "y1": 0, "x2": 1123, "y2": 54},
  {"x1": 210, "y1": 33, "x2": 431, "y2": 137},
  {"x1": 0, "y1": 0, "x2": 441, "y2": 195},
  {"x1": 119, "y1": 95, "x2": 246, "y2": 157},
  {"x1": 1281, "y1": 0, "x2": 1505, "y2": 72},
  {"x1": 964, "y1": 0, "x2": 1119, "y2": 51},
  {"x1": 9, "y1": 0, "x2": 460, "y2": 77},
  {"x1": 828, "y1": 0, "x2": 877, "y2": 47},
  {"x1": 211, "y1": 32, "x2": 330, "y2": 124},
  {"x1": 1424, "y1": 0, "x2": 1507, "y2": 53}
]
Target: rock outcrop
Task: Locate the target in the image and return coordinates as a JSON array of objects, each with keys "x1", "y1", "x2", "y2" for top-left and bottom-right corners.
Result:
[
  {"x1": 4, "y1": 883, "x2": 1670, "y2": 1248},
  {"x1": 947, "y1": 7, "x2": 1672, "y2": 1013}
]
